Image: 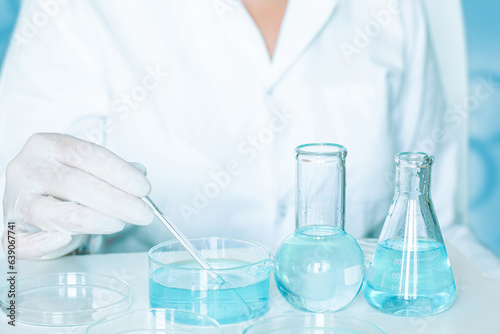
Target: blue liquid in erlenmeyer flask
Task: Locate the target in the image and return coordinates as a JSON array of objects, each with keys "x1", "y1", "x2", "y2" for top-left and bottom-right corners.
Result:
[
  {"x1": 274, "y1": 225, "x2": 365, "y2": 312},
  {"x1": 149, "y1": 259, "x2": 270, "y2": 325},
  {"x1": 363, "y1": 238, "x2": 456, "y2": 316}
]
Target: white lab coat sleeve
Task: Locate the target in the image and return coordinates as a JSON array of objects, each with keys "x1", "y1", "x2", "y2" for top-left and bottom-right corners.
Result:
[
  {"x1": 0, "y1": 0, "x2": 113, "y2": 258},
  {"x1": 392, "y1": 0, "x2": 500, "y2": 280}
]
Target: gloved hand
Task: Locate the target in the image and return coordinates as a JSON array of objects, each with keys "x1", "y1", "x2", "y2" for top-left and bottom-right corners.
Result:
[{"x1": 2, "y1": 133, "x2": 154, "y2": 259}]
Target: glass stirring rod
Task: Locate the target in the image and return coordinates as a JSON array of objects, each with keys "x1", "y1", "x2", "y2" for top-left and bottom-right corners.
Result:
[
  {"x1": 141, "y1": 196, "x2": 223, "y2": 283},
  {"x1": 142, "y1": 196, "x2": 253, "y2": 318}
]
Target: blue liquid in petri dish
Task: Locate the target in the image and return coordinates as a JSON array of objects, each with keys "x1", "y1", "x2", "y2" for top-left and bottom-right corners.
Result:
[
  {"x1": 149, "y1": 259, "x2": 270, "y2": 325},
  {"x1": 363, "y1": 238, "x2": 456, "y2": 316},
  {"x1": 274, "y1": 225, "x2": 366, "y2": 312}
]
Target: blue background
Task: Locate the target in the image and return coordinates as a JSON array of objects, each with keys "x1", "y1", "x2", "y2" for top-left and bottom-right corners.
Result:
[
  {"x1": 0, "y1": 1, "x2": 499, "y2": 256},
  {"x1": 462, "y1": 0, "x2": 500, "y2": 258},
  {"x1": 0, "y1": 0, "x2": 19, "y2": 69}
]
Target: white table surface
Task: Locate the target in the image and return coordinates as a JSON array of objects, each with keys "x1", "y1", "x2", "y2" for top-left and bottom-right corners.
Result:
[{"x1": 1, "y1": 242, "x2": 500, "y2": 334}]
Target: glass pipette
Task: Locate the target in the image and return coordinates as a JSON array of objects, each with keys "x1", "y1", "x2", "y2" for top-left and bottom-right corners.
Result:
[{"x1": 142, "y1": 196, "x2": 222, "y2": 282}]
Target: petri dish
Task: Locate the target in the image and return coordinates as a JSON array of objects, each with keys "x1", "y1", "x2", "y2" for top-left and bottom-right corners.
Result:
[
  {"x1": 148, "y1": 237, "x2": 276, "y2": 325},
  {"x1": 86, "y1": 308, "x2": 222, "y2": 333},
  {"x1": 0, "y1": 272, "x2": 130, "y2": 326},
  {"x1": 243, "y1": 314, "x2": 386, "y2": 334}
]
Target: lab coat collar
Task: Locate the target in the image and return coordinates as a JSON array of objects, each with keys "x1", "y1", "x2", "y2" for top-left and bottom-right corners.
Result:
[
  {"x1": 268, "y1": 0, "x2": 339, "y2": 91},
  {"x1": 217, "y1": 0, "x2": 338, "y2": 92}
]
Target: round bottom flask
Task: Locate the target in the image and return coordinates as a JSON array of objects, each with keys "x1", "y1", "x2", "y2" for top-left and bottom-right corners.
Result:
[
  {"x1": 275, "y1": 225, "x2": 365, "y2": 312},
  {"x1": 274, "y1": 144, "x2": 365, "y2": 312}
]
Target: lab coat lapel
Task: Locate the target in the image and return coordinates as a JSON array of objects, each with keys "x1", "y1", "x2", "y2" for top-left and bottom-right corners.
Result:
[
  {"x1": 267, "y1": 0, "x2": 339, "y2": 90},
  {"x1": 214, "y1": 1, "x2": 272, "y2": 83}
]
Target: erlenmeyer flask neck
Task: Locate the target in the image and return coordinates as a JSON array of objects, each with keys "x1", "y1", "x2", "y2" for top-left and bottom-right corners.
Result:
[
  {"x1": 295, "y1": 143, "x2": 346, "y2": 231},
  {"x1": 395, "y1": 152, "x2": 433, "y2": 197},
  {"x1": 378, "y1": 151, "x2": 443, "y2": 244}
]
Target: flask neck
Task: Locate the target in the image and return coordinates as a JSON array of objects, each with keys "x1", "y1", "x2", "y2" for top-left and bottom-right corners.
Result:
[
  {"x1": 395, "y1": 165, "x2": 432, "y2": 197},
  {"x1": 377, "y1": 152, "x2": 443, "y2": 245},
  {"x1": 295, "y1": 144, "x2": 346, "y2": 231},
  {"x1": 394, "y1": 152, "x2": 434, "y2": 198}
]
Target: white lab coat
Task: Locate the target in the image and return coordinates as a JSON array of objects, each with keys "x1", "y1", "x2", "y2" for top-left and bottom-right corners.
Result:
[{"x1": 0, "y1": 0, "x2": 479, "y2": 261}]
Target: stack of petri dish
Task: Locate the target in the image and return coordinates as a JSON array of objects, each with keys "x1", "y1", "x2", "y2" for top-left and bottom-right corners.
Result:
[
  {"x1": 0, "y1": 272, "x2": 130, "y2": 326},
  {"x1": 86, "y1": 308, "x2": 221, "y2": 333},
  {"x1": 243, "y1": 314, "x2": 385, "y2": 334}
]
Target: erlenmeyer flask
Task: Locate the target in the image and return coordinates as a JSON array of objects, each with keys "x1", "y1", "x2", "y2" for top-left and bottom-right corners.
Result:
[
  {"x1": 363, "y1": 152, "x2": 456, "y2": 316},
  {"x1": 274, "y1": 144, "x2": 365, "y2": 312}
]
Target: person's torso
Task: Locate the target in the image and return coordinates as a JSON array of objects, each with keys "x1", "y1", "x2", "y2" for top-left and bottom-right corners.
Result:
[{"x1": 69, "y1": 0, "x2": 407, "y2": 252}]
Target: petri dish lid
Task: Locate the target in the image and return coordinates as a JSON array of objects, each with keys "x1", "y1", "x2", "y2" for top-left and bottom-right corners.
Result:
[
  {"x1": 0, "y1": 272, "x2": 130, "y2": 326},
  {"x1": 243, "y1": 314, "x2": 385, "y2": 334},
  {"x1": 86, "y1": 308, "x2": 222, "y2": 334}
]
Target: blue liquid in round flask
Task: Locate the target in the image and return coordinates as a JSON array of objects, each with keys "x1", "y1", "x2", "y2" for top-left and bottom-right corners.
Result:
[
  {"x1": 363, "y1": 152, "x2": 456, "y2": 316},
  {"x1": 274, "y1": 144, "x2": 365, "y2": 312}
]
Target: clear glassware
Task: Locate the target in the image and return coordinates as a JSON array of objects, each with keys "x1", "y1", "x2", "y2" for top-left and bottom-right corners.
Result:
[
  {"x1": 86, "y1": 308, "x2": 221, "y2": 334},
  {"x1": 243, "y1": 314, "x2": 385, "y2": 334},
  {"x1": 363, "y1": 152, "x2": 456, "y2": 316},
  {"x1": 148, "y1": 237, "x2": 275, "y2": 325},
  {"x1": 0, "y1": 273, "x2": 130, "y2": 326},
  {"x1": 274, "y1": 143, "x2": 365, "y2": 312}
]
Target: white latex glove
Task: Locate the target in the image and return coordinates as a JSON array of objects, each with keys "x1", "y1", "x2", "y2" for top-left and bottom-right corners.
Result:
[{"x1": 2, "y1": 133, "x2": 154, "y2": 259}]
